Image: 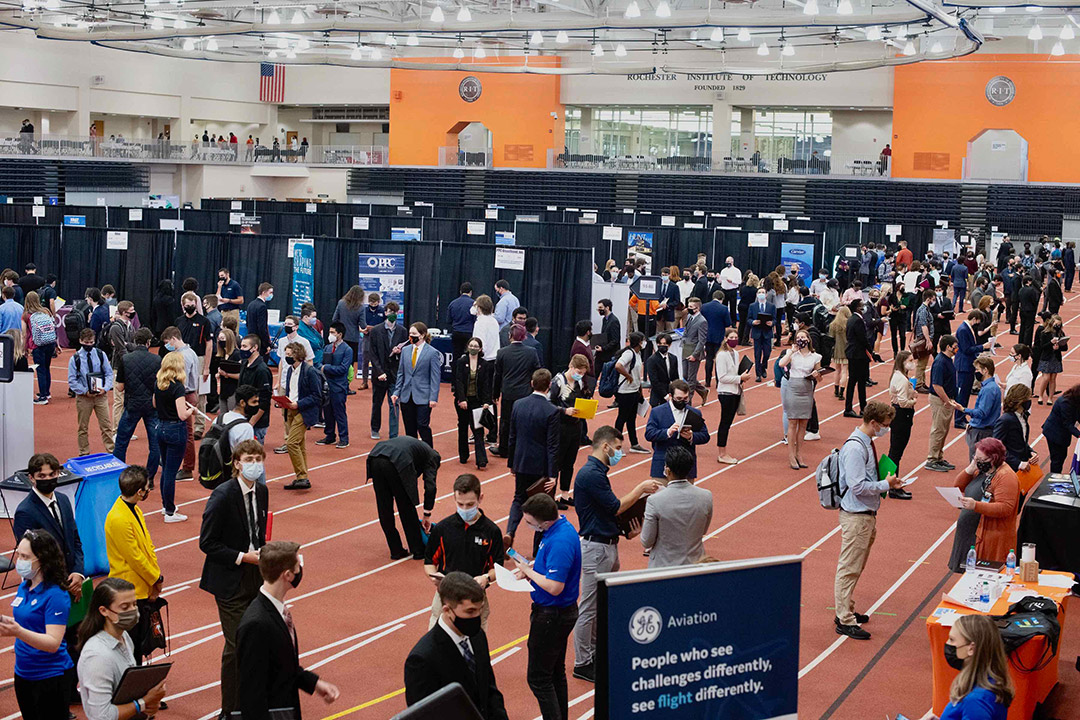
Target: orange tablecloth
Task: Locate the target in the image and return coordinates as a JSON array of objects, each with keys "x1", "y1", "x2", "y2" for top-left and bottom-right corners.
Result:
[{"x1": 926, "y1": 571, "x2": 1073, "y2": 720}]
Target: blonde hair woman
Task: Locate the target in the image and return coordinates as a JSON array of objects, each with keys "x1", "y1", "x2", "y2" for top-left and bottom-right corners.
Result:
[
  {"x1": 829, "y1": 306, "x2": 852, "y2": 401},
  {"x1": 916, "y1": 614, "x2": 1013, "y2": 720},
  {"x1": 154, "y1": 351, "x2": 194, "y2": 522}
]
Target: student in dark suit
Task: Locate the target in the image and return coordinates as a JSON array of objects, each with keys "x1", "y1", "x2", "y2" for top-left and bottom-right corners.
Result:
[
  {"x1": 593, "y1": 299, "x2": 620, "y2": 368},
  {"x1": 844, "y1": 299, "x2": 872, "y2": 418},
  {"x1": 199, "y1": 439, "x2": 269, "y2": 717},
  {"x1": 368, "y1": 301, "x2": 408, "y2": 440},
  {"x1": 506, "y1": 369, "x2": 560, "y2": 548},
  {"x1": 246, "y1": 283, "x2": 273, "y2": 358},
  {"x1": 993, "y1": 384, "x2": 1037, "y2": 473},
  {"x1": 699, "y1": 290, "x2": 731, "y2": 387},
  {"x1": 643, "y1": 379, "x2": 710, "y2": 480},
  {"x1": 523, "y1": 317, "x2": 544, "y2": 367},
  {"x1": 367, "y1": 436, "x2": 441, "y2": 560},
  {"x1": 404, "y1": 572, "x2": 508, "y2": 720},
  {"x1": 493, "y1": 324, "x2": 541, "y2": 461},
  {"x1": 1017, "y1": 275, "x2": 1041, "y2": 348},
  {"x1": 1042, "y1": 383, "x2": 1080, "y2": 473},
  {"x1": 447, "y1": 283, "x2": 476, "y2": 361},
  {"x1": 748, "y1": 288, "x2": 775, "y2": 381},
  {"x1": 655, "y1": 272, "x2": 681, "y2": 333},
  {"x1": 954, "y1": 310, "x2": 990, "y2": 428},
  {"x1": 645, "y1": 333, "x2": 680, "y2": 407},
  {"x1": 549, "y1": 356, "x2": 590, "y2": 508},
  {"x1": 453, "y1": 337, "x2": 493, "y2": 469},
  {"x1": 236, "y1": 541, "x2": 340, "y2": 720},
  {"x1": 392, "y1": 322, "x2": 443, "y2": 447}
]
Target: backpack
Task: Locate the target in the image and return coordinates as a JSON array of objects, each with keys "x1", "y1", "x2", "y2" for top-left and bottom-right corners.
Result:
[
  {"x1": 97, "y1": 319, "x2": 121, "y2": 355},
  {"x1": 993, "y1": 596, "x2": 1061, "y2": 672},
  {"x1": 64, "y1": 306, "x2": 86, "y2": 342},
  {"x1": 815, "y1": 438, "x2": 863, "y2": 510},
  {"x1": 598, "y1": 351, "x2": 635, "y2": 398},
  {"x1": 198, "y1": 414, "x2": 249, "y2": 490},
  {"x1": 29, "y1": 312, "x2": 56, "y2": 347},
  {"x1": 812, "y1": 303, "x2": 832, "y2": 334}
]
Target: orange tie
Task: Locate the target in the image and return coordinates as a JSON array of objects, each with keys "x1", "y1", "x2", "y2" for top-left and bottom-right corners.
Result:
[{"x1": 412, "y1": 346, "x2": 418, "y2": 368}]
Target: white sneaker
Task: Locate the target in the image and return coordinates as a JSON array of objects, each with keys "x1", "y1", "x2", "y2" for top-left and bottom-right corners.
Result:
[
  {"x1": 163, "y1": 512, "x2": 188, "y2": 523},
  {"x1": 804, "y1": 432, "x2": 821, "y2": 441}
]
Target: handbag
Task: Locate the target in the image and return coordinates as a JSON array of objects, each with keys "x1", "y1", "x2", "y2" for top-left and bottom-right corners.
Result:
[
  {"x1": 910, "y1": 334, "x2": 931, "y2": 360},
  {"x1": 736, "y1": 388, "x2": 747, "y2": 416},
  {"x1": 141, "y1": 597, "x2": 169, "y2": 657}
]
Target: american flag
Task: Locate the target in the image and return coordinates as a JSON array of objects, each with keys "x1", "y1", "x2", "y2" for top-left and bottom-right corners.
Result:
[{"x1": 260, "y1": 62, "x2": 285, "y2": 103}]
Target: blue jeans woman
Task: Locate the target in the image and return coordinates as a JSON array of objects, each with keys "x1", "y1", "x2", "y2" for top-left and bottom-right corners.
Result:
[{"x1": 157, "y1": 420, "x2": 187, "y2": 515}]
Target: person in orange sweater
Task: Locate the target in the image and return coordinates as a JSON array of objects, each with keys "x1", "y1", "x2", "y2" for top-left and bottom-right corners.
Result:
[{"x1": 948, "y1": 437, "x2": 1020, "y2": 572}]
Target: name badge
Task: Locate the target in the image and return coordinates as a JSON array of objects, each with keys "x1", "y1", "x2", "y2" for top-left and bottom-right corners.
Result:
[{"x1": 11, "y1": 596, "x2": 23, "y2": 607}]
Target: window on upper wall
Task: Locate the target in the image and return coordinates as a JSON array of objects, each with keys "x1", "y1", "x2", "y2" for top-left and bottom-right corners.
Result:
[
  {"x1": 564, "y1": 107, "x2": 581, "y2": 154},
  {"x1": 563, "y1": 105, "x2": 712, "y2": 159}
]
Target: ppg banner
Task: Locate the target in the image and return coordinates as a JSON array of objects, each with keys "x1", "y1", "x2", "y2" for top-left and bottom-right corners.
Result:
[
  {"x1": 291, "y1": 240, "x2": 314, "y2": 316},
  {"x1": 597, "y1": 557, "x2": 800, "y2": 720},
  {"x1": 358, "y1": 253, "x2": 405, "y2": 322}
]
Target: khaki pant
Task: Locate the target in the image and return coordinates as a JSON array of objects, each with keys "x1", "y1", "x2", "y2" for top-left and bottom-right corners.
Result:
[
  {"x1": 834, "y1": 511, "x2": 877, "y2": 626},
  {"x1": 915, "y1": 352, "x2": 930, "y2": 388},
  {"x1": 286, "y1": 409, "x2": 308, "y2": 480},
  {"x1": 429, "y1": 590, "x2": 491, "y2": 630},
  {"x1": 193, "y1": 394, "x2": 207, "y2": 436},
  {"x1": 112, "y1": 384, "x2": 125, "y2": 430},
  {"x1": 927, "y1": 394, "x2": 951, "y2": 462},
  {"x1": 76, "y1": 393, "x2": 115, "y2": 455}
]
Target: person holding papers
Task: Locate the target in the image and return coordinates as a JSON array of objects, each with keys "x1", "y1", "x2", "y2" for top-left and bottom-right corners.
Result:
[
  {"x1": 549, "y1": 355, "x2": 590, "y2": 509},
  {"x1": 961, "y1": 356, "x2": 1001, "y2": 460},
  {"x1": 452, "y1": 337, "x2": 492, "y2": 470},
  {"x1": 947, "y1": 438, "x2": 1018, "y2": 573},
  {"x1": 749, "y1": 287, "x2": 775, "y2": 382},
  {"x1": 423, "y1": 474, "x2": 504, "y2": 630},
  {"x1": 76, "y1": 578, "x2": 167, "y2": 720},
  {"x1": 644, "y1": 380, "x2": 709, "y2": 480},
  {"x1": 404, "y1": 572, "x2": 508, "y2": 720}
]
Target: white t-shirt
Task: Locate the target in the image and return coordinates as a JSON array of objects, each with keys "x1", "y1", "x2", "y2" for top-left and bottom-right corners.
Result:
[
  {"x1": 787, "y1": 350, "x2": 821, "y2": 379},
  {"x1": 276, "y1": 333, "x2": 314, "y2": 362},
  {"x1": 1004, "y1": 362, "x2": 1033, "y2": 394},
  {"x1": 719, "y1": 266, "x2": 742, "y2": 290},
  {"x1": 617, "y1": 348, "x2": 643, "y2": 393},
  {"x1": 222, "y1": 410, "x2": 255, "y2": 448}
]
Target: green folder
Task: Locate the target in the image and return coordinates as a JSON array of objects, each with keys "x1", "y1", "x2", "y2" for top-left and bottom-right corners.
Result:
[
  {"x1": 67, "y1": 578, "x2": 94, "y2": 627},
  {"x1": 878, "y1": 454, "x2": 898, "y2": 482}
]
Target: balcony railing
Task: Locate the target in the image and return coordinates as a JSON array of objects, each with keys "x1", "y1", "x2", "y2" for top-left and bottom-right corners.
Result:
[
  {"x1": 0, "y1": 134, "x2": 388, "y2": 167},
  {"x1": 547, "y1": 148, "x2": 893, "y2": 178}
]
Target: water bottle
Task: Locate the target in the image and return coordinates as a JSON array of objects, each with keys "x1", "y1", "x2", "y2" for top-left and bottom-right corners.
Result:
[
  {"x1": 1006, "y1": 549, "x2": 1017, "y2": 577},
  {"x1": 965, "y1": 545, "x2": 977, "y2": 574},
  {"x1": 980, "y1": 581, "x2": 990, "y2": 606}
]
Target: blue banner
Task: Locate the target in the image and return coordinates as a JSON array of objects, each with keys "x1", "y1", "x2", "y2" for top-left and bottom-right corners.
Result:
[
  {"x1": 780, "y1": 242, "x2": 815, "y2": 282},
  {"x1": 63, "y1": 215, "x2": 86, "y2": 227},
  {"x1": 291, "y1": 240, "x2": 314, "y2": 316},
  {"x1": 358, "y1": 253, "x2": 405, "y2": 321},
  {"x1": 391, "y1": 227, "x2": 422, "y2": 242},
  {"x1": 598, "y1": 557, "x2": 800, "y2": 720}
]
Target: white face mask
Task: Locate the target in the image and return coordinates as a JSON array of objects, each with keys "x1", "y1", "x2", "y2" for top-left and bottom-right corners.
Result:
[
  {"x1": 240, "y1": 461, "x2": 263, "y2": 482},
  {"x1": 328, "y1": 333, "x2": 338, "y2": 344}
]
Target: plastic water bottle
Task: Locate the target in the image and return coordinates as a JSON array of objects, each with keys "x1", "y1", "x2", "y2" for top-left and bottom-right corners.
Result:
[
  {"x1": 1006, "y1": 549, "x2": 1017, "y2": 577},
  {"x1": 980, "y1": 581, "x2": 990, "y2": 606},
  {"x1": 965, "y1": 545, "x2": 977, "y2": 574}
]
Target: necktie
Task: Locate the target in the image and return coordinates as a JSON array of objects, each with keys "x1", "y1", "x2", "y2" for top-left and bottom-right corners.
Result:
[
  {"x1": 285, "y1": 367, "x2": 293, "y2": 396},
  {"x1": 282, "y1": 605, "x2": 297, "y2": 651},
  {"x1": 49, "y1": 501, "x2": 62, "y2": 530},
  {"x1": 247, "y1": 492, "x2": 259, "y2": 549},
  {"x1": 460, "y1": 639, "x2": 476, "y2": 674},
  {"x1": 412, "y1": 346, "x2": 418, "y2": 368}
]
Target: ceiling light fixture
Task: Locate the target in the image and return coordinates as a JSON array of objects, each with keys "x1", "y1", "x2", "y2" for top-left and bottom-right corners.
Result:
[
  {"x1": 624, "y1": 0, "x2": 640, "y2": 19},
  {"x1": 903, "y1": 40, "x2": 916, "y2": 55},
  {"x1": 1061, "y1": 24, "x2": 1075, "y2": 39},
  {"x1": 531, "y1": 30, "x2": 544, "y2": 44},
  {"x1": 837, "y1": 0, "x2": 853, "y2": 15},
  {"x1": 150, "y1": 16, "x2": 164, "y2": 29},
  {"x1": 297, "y1": 36, "x2": 310, "y2": 50},
  {"x1": 1051, "y1": 40, "x2": 1065, "y2": 54},
  {"x1": 407, "y1": 33, "x2": 419, "y2": 46},
  {"x1": 1026, "y1": 5, "x2": 1042, "y2": 12},
  {"x1": 183, "y1": 37, "x2": 195, "y2": 51},
  {"x1": 710, "y1": 26, "x2": 724, "y2": 42},
  {"x1": 988, "y1": 5, "x2": 1006, "y2": 12},
  {"x1": 430, "y1": 5, "x2": 445, "y2": 22},
  {"x1": 453, "y1": 46, "x2": 464, "y2": 58},
  {"x1": 286, "y1": 49, "x2": 297, "y2": 59},
  {"x1": 615, "y1": 43, "x2": 627, "y2": 56},
  {"x1": 1028, "y1": 23, "x2": 1043, "y2": 39},
  {"x1": 269, "y1": 48, "x2": 278, "y2": 58},
  {"x1": 930, "y1": 40, "x2": 943, "y2": 52},
  {"x1": 386, "y1": 34, "x2": 397, "y2": 46},
  {"x1": 556, "y1": 30, "x2": 569, "y2": 43},
  {"x1": 173, "y1": 17, "x2": 187, "y2": 28},
  {"x1": 351, "y1": 45, "x2": 362, "y2": 59},
  {"x1": 206, "y1": 37, "x2": 218, "y2": 50},
  {"x1": 44, "y1": 0, "x2": 59, "y2": 9},
  {"x1": 474, "y1": 45, "x2": 486, "y2": 58},
  {"x1": 782, "y1": 41, "x2": 795, "y2": 56},
  {"x1": 371, "y1": 47, "x2": 382, "y2": 59},
  {"x1": 457, "y1": 5, "x2": 471, "y2": 22},
  {"x1": 291, "y1": 9, "x2": 304, "y2": 23},
  {"x1": 757, "y1": 41, "x2": 769, "y2": 55},
  {"x1": 592, "y1": 42, "x2": 604, "y2": 56},
  {"x1": 866, "y1": 26, "x2": 882, "y2": 41},
  {"x1": 803, "y1": 0, "x2": 819, "y2": 15},
  {"x1": 737, "y1": 27, "x2": 750, "y2": 42},
  {"x1": 655, "y1": 0, "x2": 671, "y2": 18},
  {"x1": 267, "y1": 10, "x2": 280, "y2": 24}
]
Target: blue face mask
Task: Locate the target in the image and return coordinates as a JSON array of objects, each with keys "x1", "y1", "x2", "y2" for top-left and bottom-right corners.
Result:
[
  {"x1": 609, "y1": 448, "x2": 624, "y2": 466},
  {"x1": 15, "y1": 558, "x2": 34, "y2": 580},
  {"x1": 457, "y1": 506, "x2": 480, "y2": 523},
  {"x1": 266, "y1": 293, "x2": 274, "y2": 303},
  {"x1": 164, "y1": 343, "x2": 176, "y2": 352}
]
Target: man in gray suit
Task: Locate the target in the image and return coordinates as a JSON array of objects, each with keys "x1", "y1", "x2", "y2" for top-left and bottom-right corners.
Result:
[
  {"x1": 681, "y1": 297, "x2": 709, "y2": 405},
  {"x1": 641, "y1": 445, "x2": 713, "y2": 568}
]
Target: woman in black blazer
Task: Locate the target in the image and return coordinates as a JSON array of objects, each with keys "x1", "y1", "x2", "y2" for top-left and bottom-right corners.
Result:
[
  {"x1": 1042, "y1": 383, "x2": 1080, "y2": 473},
  {"x1": 452, "y1": 337, "x2": 492, "y2": 469},
  {"x1": 993, "y1": 384, "x2": 1037, "y2": 473}
]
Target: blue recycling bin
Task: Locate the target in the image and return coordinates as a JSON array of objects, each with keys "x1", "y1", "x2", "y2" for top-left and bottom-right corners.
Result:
[{"x1": 64, "y1": 454, "x2": 127, "y2": 577}]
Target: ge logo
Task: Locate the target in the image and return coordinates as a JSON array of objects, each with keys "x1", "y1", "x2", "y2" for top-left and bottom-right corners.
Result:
[
  {"x1": 459, "y1": 76, "x2": 483, "y2": 103},
  {"x1": 629, "y1": 607, "x2": 663, "y2": 645},
  {"x1": 985, "y1": 76, "x2": 1016, "y2": 107}
]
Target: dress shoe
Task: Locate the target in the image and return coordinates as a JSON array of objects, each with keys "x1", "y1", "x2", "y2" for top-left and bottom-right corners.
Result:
[
  {"x1": 284, "y1": 478, "x2": 311, "y2": 490},
  {"x1": 315, "y1": 437, "x2": 335, "y2": 445},
  {"x1": 390, "y1": 549, "x2": 410, "y2": 560},
  {"x1": 835, "y1": 623, "x2": 871, "y2": 640},
  {"x1": 888, "y1": 488, "x2": 913, "y2": 500},
  {"x1": 843, "y1": 410, "x2": 861, "y2": 418},
  {"x1": 273, "y1": 445, "x2": 289, "y2": 454},
  {"x1": 572, "y1": 663, "x2": 596, "y2": 683}
]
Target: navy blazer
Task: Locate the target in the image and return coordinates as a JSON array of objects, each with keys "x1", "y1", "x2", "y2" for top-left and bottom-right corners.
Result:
[
  {"x1": 508, "y1": 393, "x2": 560, "y2": 477},
  {"x1": 236, "y1": 592, "x2": 319, "y2": 720},
  {"x1": 643, "y1": 403, "x2": 709, "y2": 479},
  {"x1": 1043, "y1": 395, "x2": 1080, "y2": 447},
  {"x1": 657, "y1": 279, "x2": 681, "y2": 322},
  {"x1": 281, "y1": 361, "x2": 323, "y2": 428},
  {"x1": 955, "y1": 322, "x2": 985, "y2": 372},
  {"x1": 749, "y1": 302, "x2": 776, "y2": 340},
  {"x1": 13, "y1": 491, "x2": 84, "y2": 576},
  {"x1": 321, "y1": 341, "x2": 352, "y2": 391},
  {"x1": 993, "y1": 411, "x2": 1034, "y2": 472},
  {"x1": 699, "y1": 300, "x2": 731, "y2": 345}
]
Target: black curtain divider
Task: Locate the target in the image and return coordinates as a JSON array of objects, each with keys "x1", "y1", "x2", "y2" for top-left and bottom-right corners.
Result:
[
  {"x1": 224, "y1": 234, "x2": 294, "y2": 319},
  {"x1": 173, "y1": 231, "x2": 229, "y2": 304},
  {"x1": 521, "y1": 244, "x2": 593, "y2": 369},
  {"x1": 436, "y1": 242, "x2": 497, "y2": 334},
  {"x1": 0, "y1": 224, "x2": 62, "y2": 282}
]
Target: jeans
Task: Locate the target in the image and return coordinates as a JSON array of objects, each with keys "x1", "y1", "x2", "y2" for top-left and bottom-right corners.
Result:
[
  {"x1": 952, "y1": 286, "x2": 966, "y2": 312},
  {"x1": 527, "y1": 603, "x2": 579, "y2": 720},
  {"x1": 253, "y1": 425, "x2": 267, "y2": 444},
  {"x1": 955, "y1": 370, "x2": 975, "y2": 427},
  {"x1": 157, "y1": 420, "x2": 187, "y2": 514},
  {"x1": 573, "y1": 539, "x2": 620, "y2": 666},
  {"x1": 32, "y1": 344, "x2": 54, "y2": 397},
  {"x1": 400, "y1": 400, "x2": 433, "y2": 446},
  {"x1": 322, "y1": 387, "x2": 349, "y2": 443},
  {"x1": 114, "y1": 407, "x2": 160, "y2": 480},
  {"x1": 370, "y1": 379, "x2": 399, "y2": 437}
]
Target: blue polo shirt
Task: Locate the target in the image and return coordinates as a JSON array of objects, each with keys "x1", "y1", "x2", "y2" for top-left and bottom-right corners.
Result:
[
  {"x1": 530, "y1": 516, "x2": 581, "y2": 607},
  {"x1": 363, "y1": 305, "x2": 385, "y2": 331},
  {"x1": 573, "y1": 456, "x2": 621, "y2": 539},
  {"x1": 930, "y1": 352, "x2": 957, "y2": 400},
  {"x1": 219, "y1": 279, "x2": 243, "y2": 310},
  {"x1": 448, "y1": 294, "x2": 477, "y2": 334},
  {"x1": 12, "y1": 580, "x2": 73, "y2": 680}
]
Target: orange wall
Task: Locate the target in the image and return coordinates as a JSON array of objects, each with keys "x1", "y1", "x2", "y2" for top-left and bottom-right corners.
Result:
[
  {"x1": 893, "y1": 54, "x2": 1080, "y2": 182},
  {"x1": 389, "y1": 57, "x2": 563, "y2": 168}
]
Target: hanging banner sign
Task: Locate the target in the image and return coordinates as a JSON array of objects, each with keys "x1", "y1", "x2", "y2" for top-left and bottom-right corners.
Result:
[
  {"x1": 495, "y1": 247, "x2": 526, "y2": 271},
  {"x1": 291, "y1": 240, "x2": 314, "y2": 316},
  {"x1": 391, "y1": 227, "x2": 422, "y2": 241},
  {"x1": 359, "y1": 253, "x2": 405, "y2": 320},
  {"x1": 106, "y1": 231, "x2": 129, "y2": 251},
  {"x1": 495, "y1": 231, "x2": 516, "y2": 246},
  {"x1": 353, "y1": 216, "x2": 370, "y2": 231},
  {"x1": 64, "y1": 215, "x2": 86, "y2": 227}
]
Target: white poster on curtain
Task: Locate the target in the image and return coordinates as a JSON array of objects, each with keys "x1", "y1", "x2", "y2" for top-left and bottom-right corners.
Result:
[
  {"x1": 106, "y1": 231, "x2": 129, "y2": 250},
  {"x1": 602, "y1": 226, "x2": 623, "y2": 242},
  {"x1": 467, "y1": 221, "x2": 486, "y2": 236},
  {"x1": 353, "y1": 216, "x2": 369, "y2": 230},
  {"x1": 495, "y1": 248, "x2": 526, "y2": 271},
  {"x1": 748, "y1": 233, "x2": 770, "y2": 248},
  {"x1": 128, "y1": 208, "x2": 143, "y2": 222},
  {"x1": 661, "y1": 216, "x2": 676, "y2": 227}
]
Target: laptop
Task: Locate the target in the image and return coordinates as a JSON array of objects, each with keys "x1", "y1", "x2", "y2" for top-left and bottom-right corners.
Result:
[{"x1": 1041, "y1": 473, "x2": 1080, "y2": 508}]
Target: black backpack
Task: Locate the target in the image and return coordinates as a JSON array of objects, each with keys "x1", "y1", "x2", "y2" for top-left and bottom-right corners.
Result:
[
  {"x1": 97, "y1": 318, "x2": 121, "y2": 355},
  {"x1": 198, "y1": 414, "x2": 249, "y2": 490},
  {"x1": 993, "y1": 596, "x2": 1061, "y2": 672},
  {"x1": 64, "y1": 305, "x2": 86, "y2": 342}
]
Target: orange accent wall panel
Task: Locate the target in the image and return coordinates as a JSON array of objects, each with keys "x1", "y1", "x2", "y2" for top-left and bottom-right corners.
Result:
[
  {"x1": 893, "y1": 54, "x2": 1080, "y2": 182},
  {"x1": 389, "y1": 57, "x2": 563, "y2": 168}
]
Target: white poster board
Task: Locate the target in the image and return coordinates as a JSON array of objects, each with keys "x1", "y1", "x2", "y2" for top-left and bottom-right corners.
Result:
[
  {"x1": 128, "y1": 208, "x2": 143, "y2": 222},
  {"x1": 353, "y1": 216, "x2": 370, "y2": 230},
  {"x1": 885, "y1": 224, "x2": 902, "y2": 238},
  {"x1": 661, "y1": 216, "x2": 676, "y2": 227},
  {"x1": 31, "y1": 206, "x2": 45, "y2": 218},
  {"x1": 773, "y1": 219, "x2": 789, "y2": 231},
  {"x1": 748, "y1": 232, "x2": 769, "y2": 248},
  {"x1": 602, "y1": 226, "x2": 623, "y2": 242},
  {"x1": 495, "y1": 247, "x2": 525, "y2": 271},
  {"x1": 485, "y1": 208, "x2": 499, "y2": 220},
  {"x1": 231, "y1": 201, "x2": 243, "y2": 210},
  {"x1": 160, "y1": 219, "x2": 184, "y2": 231},
  {"x1": 467, "y1": 221, "x2": 486, "y2": 236},
  {"x1": 106, "y1": 231, "x2": 128, "y2": 250},
  {"x1": 229, "y1": 212, "x2": 243, "y2": 225}
]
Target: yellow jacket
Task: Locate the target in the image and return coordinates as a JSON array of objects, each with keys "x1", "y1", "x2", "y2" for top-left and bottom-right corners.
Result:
[{"x1": 104, "y1": 496, "x2": 161, "y2": 599}]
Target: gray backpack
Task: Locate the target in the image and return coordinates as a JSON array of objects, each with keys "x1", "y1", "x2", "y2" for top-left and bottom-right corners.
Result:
[{"x1": 815, "y1": 438, "x2": 864, "y2": 510}]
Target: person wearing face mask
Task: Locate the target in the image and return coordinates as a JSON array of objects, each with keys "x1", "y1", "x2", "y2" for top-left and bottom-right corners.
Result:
[
  {"x1": 275, "y1": 342, "x2": 322, "y2": 491},
  {"x1": 749, "y1": 285, "x2": 775, "y2": 382},
  {"x1": 103, "y1": 466, "x2": 163, "y2": 664},
  {"x1": 961, "y1": 356, "x2": 1002, "y2": 460},
  {"x1": 644, "y1": 379, "x2": 710, "y2": 481},
  {"x1": 833, "y1": 401, "x2": 906, "y2": 640},
  {"x1": 272, "y1": 316, "x2": 315, "y2": 455},
  {"x1": 215, "y1": 267, "x2": 244, "y2": 321},
  {"x1": 645, "y1": 333, "x2": 679, "y2": 408},
  {"x1": 700, "y1": 289, "x2": 731, "y2": 387},
  {"x1": 219, "y1": 385, "x2": 264, "y2": 478},
  {"x1": 993, "y1": 384, "x2": 1038, "y2": 481},
  {"x1": 715, "y1": 256, "x2": 741, "y2": 323},
  {"x1": 570, "y1": 426, "x2": 659, "y2": 682},
  {"x1": 247, "y1": 282, "x2": 274, "y2": 359},
  {"x1": 106, "y1": 300, "x2": 138, "y2": 426},
  {"x1": 954, "y1": 309, "x2": 994, "y2": 430},
  {"x1": 392, "y1": 322, "x2": 442, "y2": 447},
  {"x1": 175, "y1": 290, "x2": 212, "y2": 435},
  {"x1": 947, "y1": 438, "x2": 1019, "y2": 573},
  {"x1": 317, "y1": 321, "x2": 351, "y2": 449},
  {"x1": 779, "y1": 330, "x2": 822, "y2": 470},
  {"x1": 593, "y1": 298, "x2": 620, "y2": 370},
  {"x1": 369, "y1": 301, "x2": 408, "y2": 440},
  {"x1": 210, "y1": 326, "x2": 241, "y2": 411},
  {"x1": 843, "y1": 299, "x2": 872, "y2": 419},
  {"x1": 405, "y1": 571, "x2": 508, "y2": 720},
  {"x1": 886, "y1": 350, "x2": 917, "y2": 500},
  {"x1": 236, "y1": 541, "x2": 340, "y2": 720},
  {"x1": 199, "y1": 438, "x2": 269, "y2": 715},
  {"x1": 1002, "y1": 343, "x2": 1032, "y2": 395},
  {"x1": 918, "y1": 615, "x2": 1014, "y2": 720},
  {"x1": 714, "y1": 328, "x2": 752, "y2": 465},
  {"x1": 422, "y1": 474, "x2": 504, "y2": 630},
  {"x1": 640, "y1": 446, "x2": 713, "y2": 568},
  {"x1": 158, "y1": 326, "x2": 201, "y2": 481},
  {"x1": 453, "y1": 337, "x2": 492, "y2": 469},
  {"x1": 224, "y1": 335, "x2": 273, "y2": 443},
  {"x1": 0, "y1": 530, "x2": 75, "y2": 720},
  {"x1": 925, "y1": 335, "x2": 966, "y2": 473},
  {"x1": 76, "y1": 577, "x2": 167, "y2": 720},
  {"x1": 298, "y1": 304, "x2": 325, "y2": 367},
  {"x1": 358, "y1": 292, "x2": 385, "y2": 390},
  {"x1": 549, "y1": 355, "x2": 591, "y2": 507},
  {"x1": 69, "y1": 327, "x2": 117, "y2": 455},
  {"x1": 114, "y1": 328, "x2": 162, "y2": 485},
  {"x1": 681, "y1": 297, "x2": 710, "y2": 405}
]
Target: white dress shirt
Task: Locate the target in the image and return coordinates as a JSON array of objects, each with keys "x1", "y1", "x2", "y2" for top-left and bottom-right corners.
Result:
[
  {"x1": 719, "y1": 266, "x2": 742, "y2": 291},
  {"x1": 235, "y1": 477, "x2": 258, "y2": 564},
  {"x1": 259, "y1": 585, "x2": 289, "y2": 624},
  {"x1": 668, "y1": 398, "x2": 688, "y2": 428},
  {"x1": 33, "y1": 487, "x2": 64, "y2": 531}
]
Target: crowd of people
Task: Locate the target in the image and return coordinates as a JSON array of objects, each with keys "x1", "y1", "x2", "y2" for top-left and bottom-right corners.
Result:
[{"x1": 1, "y1": 234, "x2": 1075, "y2": 720}]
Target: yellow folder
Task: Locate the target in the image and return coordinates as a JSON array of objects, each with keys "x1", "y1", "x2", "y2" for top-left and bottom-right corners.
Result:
[{"x1": 574, "y1": 398, "x2": 599, "y2": 420}]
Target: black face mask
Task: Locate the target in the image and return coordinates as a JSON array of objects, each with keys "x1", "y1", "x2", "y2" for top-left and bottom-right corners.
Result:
[
  {"x1": 671, "y1": 399, "x2": 687, "y2": 410},
  {"x1": 657, "y1": 346, "x2": 669, "y2": 354},
  {"x1": 452, "y1": 612, "x2": 482, "y2": 638},
  {"x1": 976, "y1": 459, "x2": 993, "y2": 474},
  {"x1": 943, "y1": 643, "x2": 966, "y2": 671},
  {"x1": 409, "y1": 335, "x2": 420, "y2": 344},
  {"x1": 284, "y1": 356, "x2": 297, "y2": 367},
  {"x1": 184, "y1": 305, "x2": 196, "y2": 315},
  {"x1": 81, "y1": 344, "x2": 94, "y2": 352},
  {"x1": 243, "y1": 403, "x2": 259, "y2": 418},
  {"x1": 219, "y1": 276, "x2": 227, "y2": 283},
  {"x1": 239, "y1": 348, "x2": 253, "y2": 360},
  {"x1": 35, "y1": 476, "x2": 58, "y2": 495},
  {"x1": 289, "y1": 565, "x2": 303, "y2": 589}
]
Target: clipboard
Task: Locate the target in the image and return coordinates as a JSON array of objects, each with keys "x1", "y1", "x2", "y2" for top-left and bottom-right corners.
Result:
[
  {"x1": 738, "y1": 355, "x2": 754, "y2": 375},
  {"x1": 111, "y1": 663, "x2": 172, "y2": 704},
  {"x1": 574, "y1": 398, "x2": 598, "y2": 420},
  {"x1": 271, "y1": 394, "x2": 292, "y2": 409},
  {"x1": 219, "y1": 359, "x2": 242, "y2": 375}
]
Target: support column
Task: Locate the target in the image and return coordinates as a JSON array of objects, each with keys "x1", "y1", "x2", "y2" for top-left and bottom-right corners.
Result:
[
  {"x1": 579, "y1": 107, "x2": 594, "y2": 154},
  {"x1": 739, "y1": 107, "x2": 755, "y2": 160},
  {"x1": 710, "y1": 100, "x2": 731, "y2": 169}
]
